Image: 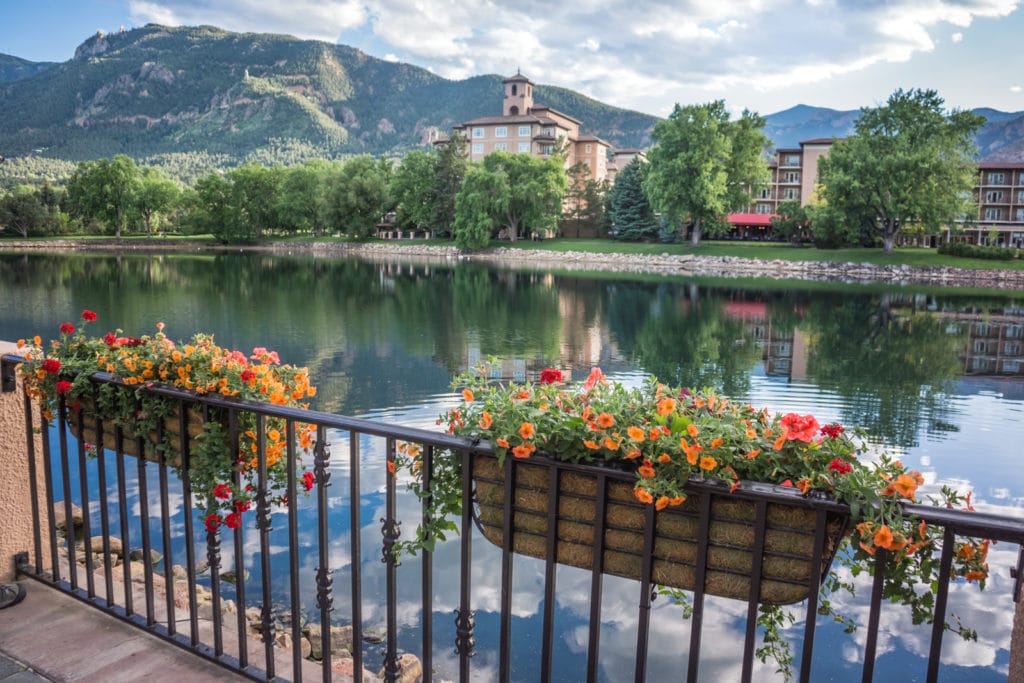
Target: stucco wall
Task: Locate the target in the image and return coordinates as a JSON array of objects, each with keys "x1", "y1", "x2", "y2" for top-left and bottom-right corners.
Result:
[{"x1": 0, "y1": 341, "x2": 51, "y2": 581}]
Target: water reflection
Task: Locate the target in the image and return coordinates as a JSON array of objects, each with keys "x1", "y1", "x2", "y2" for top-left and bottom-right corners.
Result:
[{"x1": 4, "y1": 251, "x2": 1024, "y2": 681}]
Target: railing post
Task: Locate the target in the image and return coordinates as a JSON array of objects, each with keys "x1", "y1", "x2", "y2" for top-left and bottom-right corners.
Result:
[
  {"x1": 0, "y1": 345, "x2": 51, "y2": 581},
  {"x1": 1011, "y1": 548, "x2": 1024, "y2": 683}
]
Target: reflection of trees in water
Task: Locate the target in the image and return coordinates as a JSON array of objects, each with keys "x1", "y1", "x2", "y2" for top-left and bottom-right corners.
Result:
[
  {"x1": 607, "y1": 282, "x2": 762, "y2": 395},
  {"x1": 801, "y1": 293, "x2": 966, "y2": 448}
]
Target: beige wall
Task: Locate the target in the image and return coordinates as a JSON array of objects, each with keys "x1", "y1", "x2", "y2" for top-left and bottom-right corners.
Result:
[
  {"x1": 0, "y1": 342, "x2": 51, "y2": 581},
  {"x1": 799, "y1": 143, "x2": 832, "y2": 205}
]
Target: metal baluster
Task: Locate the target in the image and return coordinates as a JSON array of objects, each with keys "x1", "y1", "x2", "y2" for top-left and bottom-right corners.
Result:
[
  {"x1": 421, "y1": 444, "x2": 435, "y2": 683},
  {"x1": 230, "y1": 409, "x2": 248, "y2": 669},
  {"x1": 540, "y1": 465, "x2": 559, "y2": 683},
  {"x1": 180, "y1": 401, "x2": 199, "y2": 646},
  {"x1": 93, "y1": 395, "x2": 114, "y2": 606},
  {"x1": 349, "y1": 432, "x2": 364, "y2": 683},
  {"x1": 256, "y1": 414, "x2": 276, "y2": 679},
  {"x1": 926, "y1": 527, "x2": 956, "y2": 683},
  {"x1": 799, "y1": 510, "x2": 831, "y2": 683},
  {"x1": 634, "y1": 500, "x2": 657, "y2": 682},
  {"x1": 114, "y1": 426, "x2": 133, "y2": 615},
  {"x1": 22, "y1": 387, "x2": 44, "y2": 577},
  {"x1": 39, "y1": 416, "x2": 60, "y2": 583},
  {"x1": 861, "y1": 548, "x2": 889, "y2": 683},
  {"x1": 585, "y1": 473, "x2": 608, "y2": 683},
  {"x1": 498, "y1": 453, "x2": 515, "y2": 683},
  {"x1": 687, "y1": 492, "x2": 713, "y2": 683},
  {"x1": 455, "y1": 449, "x2": 476, "y2": 681},
  {"x1": 286, "y1": 420, "x2": 302, "y2": 682},
  {"x1": 57, "y1": 395, "x2": 77, "y2": 589},
  {"x1": 381, "y1": 437, "x2": 402, "y2": 682},
  {"x1": 740, "y1": 499, "x2": 769, "y2": 682},
  {"x1": 314, "y1": 427, "x2": 334, "y2": 683},
  {"x1": 155, "y1": 403, "x2": 175, "y2": 635}
]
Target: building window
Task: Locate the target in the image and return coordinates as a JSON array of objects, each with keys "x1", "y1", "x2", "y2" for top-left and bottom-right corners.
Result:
[
  {"x1": 988, "y1": 172, "x2": 1006, "y2": 184},
  {"x1": 495, "y1": 127, "x2": 507, "y2": 138},
  {"x1": 518, "y1": 125, "x2": 530, "y2": 136},
  {"x1": 542, "y1": 127, "x2": 554, "y2": 136},
  {"x1": 783, "y1": 188, "x2": 799, "y2": 200},
  {"x1": 985, "y1": 208, "x2": 1002, "y2": 220},
  {"x1": 1005, "y1": 342, "x2": 1022, "y2": 355},
  {"x1": 784, "y1": 171, "x2": 800, "y2": 183},
  {"x1": 517, "y1": 142, "x2": 530, "y2": 153},
  {"x1": 1016, "y1": 209, "x2": 1024, "y2": 222},
  {"x1": 1019, "y1": 172, "x2": 1024, "y2": 186},
  {"x1": 473, "y1": 128, "x2": 484, "y2": 138},
  {"x1": 495, "y1": 143, "x2": 508, "y2": 151},
  {"x1": 758, "y1": 188, "x2": 771, "y2": 199},
  {"x1": 472, "y1": 143, "x2": 483, "y2": 154},
  {"x1": 986, "y1": 191, "x2": 1004, "y2": 202},
  {"x1": 784, "y1": 154, "x2": 800, "y2": 166},
  {"x1": 585, "y1": 144, "x2": 592, "y2": 153},
  {"x1": 756, "y1": 204, "x2": 772, "y2": 214}
]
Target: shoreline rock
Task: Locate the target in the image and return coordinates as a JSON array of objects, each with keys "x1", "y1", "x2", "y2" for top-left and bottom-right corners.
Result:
[{"x1": 3, "y1": 238, "x2": 1023, "y2": 289}]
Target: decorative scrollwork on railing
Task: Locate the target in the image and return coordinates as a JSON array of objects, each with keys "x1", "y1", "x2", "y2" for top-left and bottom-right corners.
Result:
[
  {"x1": 454, "y1": 607, "x2": 476, "y2": 657},
  {"x1": 256, "y1": 478, "x2": 272, "y2": 532},
  {"x1": 206, "y1": 528, "x2": 221, "y2": 576},
  {"x1": 380, "y1": 517, "x2": 402, "y2": 564},
  {"x1": 316, "y1": 565, "x2": 334, "y2": 614},
  {"x1": 314, "y1": 439, "x2": 332, "y2": 488}
]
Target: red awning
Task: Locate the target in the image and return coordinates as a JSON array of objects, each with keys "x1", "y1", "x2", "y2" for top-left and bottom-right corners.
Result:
[{"x1": 728, "y1": 213, "x2": 775, "y2": 227}]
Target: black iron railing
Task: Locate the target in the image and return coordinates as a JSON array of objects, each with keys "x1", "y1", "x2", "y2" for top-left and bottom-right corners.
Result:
[{"x1": 3, "y1": 354, "x2": 1024, "y2": 683}]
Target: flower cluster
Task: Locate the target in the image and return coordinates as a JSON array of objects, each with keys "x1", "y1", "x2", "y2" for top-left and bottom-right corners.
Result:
[{"x1": 18, "y1": 311, "x2": 318, "y2": 528}]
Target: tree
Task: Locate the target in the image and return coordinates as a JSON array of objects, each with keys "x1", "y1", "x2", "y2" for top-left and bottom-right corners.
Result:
[
  {"x1": 769, "y1": 200, "x2": 809, "y2": 245},
  {"x1": 606, "y1": 158, "x2": 658, "y2": 241},
  {"x1": 391, "y1": 150, "x2": 438, "y2": 231},
  {"x1": 188, "y1": 172, "x2": 236, "y2": 240},
  {"x1": 66, "y1": 155, "x2": 139, "y2": 238},
  {"x1": 323, "y1": 156, "x2": 392, "y2": 239},
  {"x1": 0, "y1": 185, "x2": 47, "y2": 237},
  {"x1": 453, "y1": 165, "x2": 507, "y2": 249},
  {"x1": 819, "y1": 89, "x2": 984, "y2": 254},
  {"x1": 644, "y1": 102, "x2": 770, "y2": 246},
  {"x1": 277, "y1": 160, "x2": 329, "y2": 236},
  {"x1": 135, "y1": 166, "x2": 180, "y2": 238},
  {"x1": 564, "y1": 161, "x2": 608, "y2": 238},
  {"x1": 229, "y1": 163, "x2": 282, "y2": 240},
  {"x1": 430, "y1": 132, "x2": 468, "y2": 237},
  {"x1": 480, "y1": 151, "x2": 567, "y2": 242}
]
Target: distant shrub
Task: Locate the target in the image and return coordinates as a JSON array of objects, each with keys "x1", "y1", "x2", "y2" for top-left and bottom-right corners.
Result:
[{"x1": 938, "y1": 241, "x2": 1020, "y2": 260}]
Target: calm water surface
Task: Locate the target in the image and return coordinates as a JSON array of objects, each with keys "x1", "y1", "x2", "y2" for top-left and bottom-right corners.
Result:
[{"x1": 1, "y1": 251, "x2": 1023, "y2": 682}]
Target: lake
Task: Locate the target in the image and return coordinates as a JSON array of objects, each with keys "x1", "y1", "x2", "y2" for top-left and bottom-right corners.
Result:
[{"x1": 1, "y1": 250, "x2": 1023, "y2": 681}]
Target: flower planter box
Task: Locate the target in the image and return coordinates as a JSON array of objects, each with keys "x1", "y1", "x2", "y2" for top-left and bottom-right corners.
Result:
[
  {"x1": 472, "y1": 453, "x2": 848, "y2": 605},
  {"x1": 66, "y1": 397, "x2": 207, "y2": 466}
]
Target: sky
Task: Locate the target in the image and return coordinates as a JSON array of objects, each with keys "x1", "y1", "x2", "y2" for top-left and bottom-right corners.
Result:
[{"x1": 1, "y1": 0, "x2": 1023, "y2": 118}]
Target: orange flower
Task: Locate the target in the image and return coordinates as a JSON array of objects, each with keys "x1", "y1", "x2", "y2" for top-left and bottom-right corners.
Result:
[
  {"x1": 669, "y1": 496, "x2": 686, "y2": 506},
  {"x1": 634, "y1": 487, "x2": 654, "y2": 504},
  {"x1": 686, "y1": 423, "x2": 699, "y2": 437},
  {"x1": 627, "y1": 426, "x2": 646, "y2": 442},
  {"x1": 957, "y1": 544, "x2": 976, "y2": 561},
  {"x1": 496, "y1": 438, "x2": 510, "y2": 449},
  {"x1": 796, "y1": 479, "x2": 812, "y2": 494},
  {"x1": 462, "y1": 388, "x2": 474, "y2": 402},
  {"x1": 709, "y1": 437, "x2": 723, "y2": 449},
  {"x1": 772, "y1": 435, "x2": 787, "y2": 451},
  {"x1": 964, "y1": 570, "x2": 987, "y2": 582},
  {"x1": 699, "y1": 456, "x2": 717, "y2": 471},
  {"x1": 657, "y1": 398, "x2": 677, "y2": 416},
  {"x1": 746, "y1": 449, "x2": 761, "y2": 459},
  {"x1": 602, "y1": 436, "x2": 621, "y2": 451},
  {"x1": 649, "y1": 428, "x2": 663, "y2": 441},
  {"x1": 745, "y1": 428, "x2": 757, "y2": 439},
  {"x1": 638, "y1": 460, "x2": 655, "y2": 478},
  {"x1": 519, "y1": 422, "x2": 535, "y2": 439},
  {"x1": 892, "y1": 473, "x2": 918, "y2": 500},
  {"x1": 657, "y1": 453, "x2": 671, "y2": 463},
  {"x1": 478, "y1": 411, "x2": 493, "y2": 430},
  {"x1": 583, "y1": 439, "x2": 601, "y2": 450},
  {"x1": 625, "y1": 448, "x2": 641, "y2": 460},
  {"x1": 512, "y1": 443, "x2": 536, "y2": 459},
  {"x1": 597, "y1": 413, "x2": 615, "y2": 428},
  {"x1": 874, "y1": 525, "x2": 894, "y2": 550},
  {"x1": 655, "y1": 496, "x2": 670, "y2": 511},
  {"x1": 387, "y1": 460, "x2": 396, "y2": 474}
]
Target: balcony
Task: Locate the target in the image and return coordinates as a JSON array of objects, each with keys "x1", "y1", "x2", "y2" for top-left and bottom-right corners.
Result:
[{"x1": 2, "y1": 355, "x2": 1024, "y2": 682}]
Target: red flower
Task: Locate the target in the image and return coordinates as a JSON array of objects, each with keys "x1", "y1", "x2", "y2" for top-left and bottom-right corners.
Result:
[
  {"x1": 781, "y1": 479, "x2": 794, "y2": 487},
  {"x1": 539, "y1": 368, "x2": 563, "y2": 385},
  {"x1": 55, "y1": 380, "x2": 73, "y2": 395},
  {"x1": 821, "y1": 423, "x2": 844, "y2": 439},
  {"x1": 779, "y1": 413, "x2": 820, "y2": 442},
  {"x1": 224, "y1": 512, "x2": 242, "y2": 530},
  {"x1": 81, "y1": 310, "x2": 97, "y2": 322},
  {"x1": 234, "y1": 499, "x2": 251, "y2": 513},
  {"x1": 303, "y1": 471, "x2": 315, "y2": 492},
  {"x1": 59, "y1": 323, "x2": 75, "y2": 335},
  {"x1": 828, "y1": 458, "x2": 853, "y2": 475},
  {"x1": 204, "y1": 514, "x2": 221, "y2": 532},
  {"x1": 213, "y1": 483, "x2": 232, "y2": 500},
  {"x1": 41, "y1": 358, "x2": 61, "y2": 374},
  {"x1": 103, "y1": 332, "x2": 117, "y2": 346},
  {"x1": 240, "y1": 369, "x2": 255, "y2": 383}
]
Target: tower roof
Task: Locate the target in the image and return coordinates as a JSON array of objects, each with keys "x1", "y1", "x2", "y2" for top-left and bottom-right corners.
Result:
[{"x1": 503, "y1": 71, "x2": 533, "y2": 85}]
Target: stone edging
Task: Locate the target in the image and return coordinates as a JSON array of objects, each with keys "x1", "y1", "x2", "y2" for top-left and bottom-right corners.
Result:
[{"x1": 3, "y1": 239, "x2": 1024, "y2": 289}]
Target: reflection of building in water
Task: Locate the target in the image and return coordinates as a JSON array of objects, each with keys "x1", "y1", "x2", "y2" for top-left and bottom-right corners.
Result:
[
  {"x1": 723, "y1": 301, "x2": 808, "y2": 381},
  {"x1": 958, "y1": 316, "x2": 1024, "y2": 376}
]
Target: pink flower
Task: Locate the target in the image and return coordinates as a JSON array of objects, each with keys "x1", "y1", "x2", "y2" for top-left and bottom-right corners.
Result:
[
  {"x1": 539, "y1": 368, "x2": 563, "y2": 385},
  {"x1": 213, "y1": 483, "x2": 232, "y2": 500},
  {"x1": 81, "y1": 310, "x2": 97, "y2": 322},
  {"x1": 583, "y1": 367, "x2": 606, "y2": 391},
  {"x1": 60, "y1": 323, "x2": 75, "y2": 335}
]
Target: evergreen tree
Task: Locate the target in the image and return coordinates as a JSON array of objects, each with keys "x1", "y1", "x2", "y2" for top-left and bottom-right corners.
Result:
[{"x1": 607, "y1": 158, "x2": 658, "y2": 241}]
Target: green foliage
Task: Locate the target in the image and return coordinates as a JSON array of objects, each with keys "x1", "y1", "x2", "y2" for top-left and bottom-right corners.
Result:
[
  {"x1": 938, "y1": 241, "x2": 1020, "y2": 260},
  {"x1": 645, "y1": 101, "x2": 770, "y2": 246},
  {"x1": 429, "y1": 132, "x2": 468, "y2": 237},
  {"x1": 322, "y1": 155, "x2": 392, "y2": 238},
  {"x1": 606, "y1": 158, "x2": 658, "y2": 240},
  {"x1": 391, "y1": 149, "x2": 438, "y2": 230},
  {"x1": 480, "y1": 151, "x2": 568, "y2": 241},
  {"x1": 134, "y1": 166, "x2": 180, "y2": 237},
  {"x1": 563, "y1": 161, "x2": 609, "y2": 238},
  {"x1": 819, "y1": 89, "x2": 985, "y2": 253},
  {"x1": 65, "y1": 154, "x2": 140, "y2": 238},
  {"x1": 0, "y1": 184, "x2": 53, "y2": 236},
  {"x1": 769, "y1": 200, "x2": 809, "y2": 245},
  {"x1": 453, "y1": 165, "x2": 505, "y2": 249}
]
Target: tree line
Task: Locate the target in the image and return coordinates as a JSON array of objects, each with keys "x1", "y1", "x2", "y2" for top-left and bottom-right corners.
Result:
[{"x1": 0, "y1": 88, "x2": 983, "y2": 255}]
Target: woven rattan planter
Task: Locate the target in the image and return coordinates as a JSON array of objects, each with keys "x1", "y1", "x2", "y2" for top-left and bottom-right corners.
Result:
[
  {"x1": 473, "y1": 453, "x2": 848, "y2": 605},
  {"x1": 67, "y1": 397, "x2": 207, "y2": 466}
]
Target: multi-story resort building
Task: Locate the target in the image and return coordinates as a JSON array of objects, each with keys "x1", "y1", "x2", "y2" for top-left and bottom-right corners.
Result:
[
  {"x1": 452, "y1": 72, "x2": 613, "y2": 182},
  {"x1": 738, "y1": 138, "x2": 1024, "y2": 246}
]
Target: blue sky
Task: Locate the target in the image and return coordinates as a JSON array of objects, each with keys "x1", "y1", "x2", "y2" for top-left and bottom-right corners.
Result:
[{"x1": 2, "y1": 0, "x2": 1022, "y2": 117}]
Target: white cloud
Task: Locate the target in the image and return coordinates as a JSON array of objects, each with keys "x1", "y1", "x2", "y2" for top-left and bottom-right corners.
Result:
[
  {"x1": 951, "y1": 31, "x2": 964, "y2": 42},
  {"x1": 1011, "y1": 85, "x2": 1023, "y2": 93}
]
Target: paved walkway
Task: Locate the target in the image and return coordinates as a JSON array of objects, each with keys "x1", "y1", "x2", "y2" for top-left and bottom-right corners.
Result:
[{"x1": 0, "y1": 579, "x2": 247, "y2": 683}]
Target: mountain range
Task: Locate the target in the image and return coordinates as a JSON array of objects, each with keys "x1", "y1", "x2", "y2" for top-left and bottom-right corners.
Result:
[{"x1": 1, "y1": 24, "x2": 1023, "y2": 165}]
